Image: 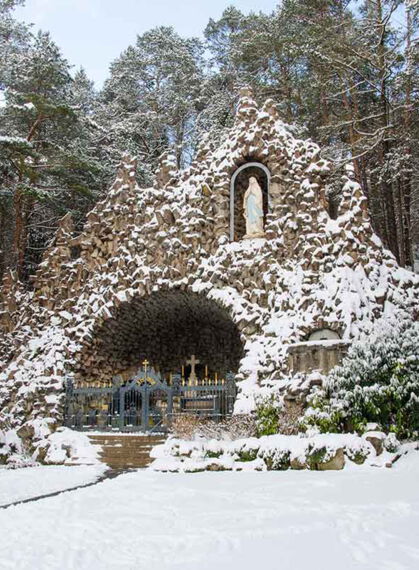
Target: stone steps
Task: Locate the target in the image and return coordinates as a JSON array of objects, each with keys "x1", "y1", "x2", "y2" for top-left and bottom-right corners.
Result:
[{"x1": 88, "y1": 434, "x2": 166, "y2": 469}]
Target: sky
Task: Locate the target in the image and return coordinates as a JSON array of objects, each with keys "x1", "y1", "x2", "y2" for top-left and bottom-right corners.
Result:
[{"x1": 15, "y1": 0, "x2": 280, "y2": 87}]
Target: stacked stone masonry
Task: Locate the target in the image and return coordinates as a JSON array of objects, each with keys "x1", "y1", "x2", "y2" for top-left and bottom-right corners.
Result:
[{"x1": 0, "y1": 88, "x2": 418, "y2": 460}]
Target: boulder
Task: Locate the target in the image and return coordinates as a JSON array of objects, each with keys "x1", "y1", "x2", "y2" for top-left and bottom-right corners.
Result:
[
  {"x1": 364, "y1": 431, "x2": 385, "y2": 456},
  {"x1": 317, "y1": 448, "x2": 345, "y2": 471},
  {"x1": 290, "y1": 456, "x2": 306, "y2": 470},
  {"x1": 16, "y1": 423, "x2": 35, "y2": 441},
  {"x1": 207, "y1": 462, "x2": 230, "y2": 472}
]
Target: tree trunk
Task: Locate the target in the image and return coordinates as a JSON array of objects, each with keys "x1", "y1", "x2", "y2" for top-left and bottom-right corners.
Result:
[
  {"x1": 376, "y1": 0, "x2": 399, "y2": 260},
  {"x1": 400, "y1": 3, "x2": 414, "y2": 267},
  {"x1": 12, "y1": 184, "x2": 25, "y2": 279}
]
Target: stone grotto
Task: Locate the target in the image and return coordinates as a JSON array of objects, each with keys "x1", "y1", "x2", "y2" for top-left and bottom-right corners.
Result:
[{"x1": 0, "y1": 87, "x2": 418, "y2": 461}]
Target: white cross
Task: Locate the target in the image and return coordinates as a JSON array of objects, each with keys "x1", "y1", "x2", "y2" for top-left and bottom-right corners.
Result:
[{"x1": 186, "y1": 354, "x2": 200, "y2": 385}]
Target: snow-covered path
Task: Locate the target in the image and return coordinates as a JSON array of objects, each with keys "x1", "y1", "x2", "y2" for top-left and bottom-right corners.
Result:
[
  {"x1": 0, "y1": 465, "x2": 106, "y2": 506},
  {"x1": 1, "y1": 456, "x2": 419, "y2": 570}
]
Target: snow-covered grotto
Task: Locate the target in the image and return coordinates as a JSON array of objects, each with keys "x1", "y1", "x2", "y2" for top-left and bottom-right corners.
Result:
[{"x1": 0, "y1": 87, "x2": 418, "y2": 461}]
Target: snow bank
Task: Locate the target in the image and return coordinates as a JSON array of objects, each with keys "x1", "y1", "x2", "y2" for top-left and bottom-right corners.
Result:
[
  {"x1": 150, "y1": 433, "x2": 414, "y2": 473},
  {"x1": 41, "y1": 428, "x2": 101, "y2": 465},
  {"x1": 0, "y1": 427, "x2": 101, "y2": 468}
]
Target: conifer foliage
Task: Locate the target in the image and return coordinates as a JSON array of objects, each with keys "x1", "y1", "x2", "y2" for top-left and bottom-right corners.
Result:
[
  {"x1": 303, "y1": 319, "x2": 419, "y2": 438},
  {"x1": 99, "y1": 27, "x2": 204, "y2": 175},
  {"x1": 0, "y1": 4, "x2": 112, "y2": 279}
]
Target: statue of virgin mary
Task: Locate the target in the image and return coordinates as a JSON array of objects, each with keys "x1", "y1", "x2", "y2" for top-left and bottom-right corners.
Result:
[{"x1": 243, "y1": 176, "x2": 265, "y2": 238}]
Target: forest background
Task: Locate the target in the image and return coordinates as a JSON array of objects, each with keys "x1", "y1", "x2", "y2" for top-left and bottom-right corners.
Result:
[{"x1": 0, "y1": 0, "x2": 418, "y2": 282}]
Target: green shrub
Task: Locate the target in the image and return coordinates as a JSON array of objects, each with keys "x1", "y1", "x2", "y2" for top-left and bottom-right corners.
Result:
[
  {"x1": 237, "y1": 447, "x2": 259, "y2": 462},
  {"x1": 384, "y1": 433, "x2": 400, "y2": 453},
  {"x1": 205, "y1": 450, "x2": 222, "y2": 459},
  {"x1": 255, "y1": 394, "x2": 282, "y2": 436},
  {"x1": 306, "y1": 445, "x2": 328, "y2": 470},
  {"x1": 300, "y1": 393, "x2": 345, "y2": 433},
  {"x1": 345, "y1": 448, "x2": 368, "y2": 465},
  {"x1": 301, "y1": 319, "x2": 419, "y2": 439},
  {"x1": 262, "y1": 449, "x2": 291, "y2": 470}
]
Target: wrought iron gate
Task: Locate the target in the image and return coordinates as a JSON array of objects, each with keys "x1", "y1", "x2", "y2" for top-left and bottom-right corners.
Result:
[{"x1": 64, "y1": 366, "x2": 236, "y2": 433}]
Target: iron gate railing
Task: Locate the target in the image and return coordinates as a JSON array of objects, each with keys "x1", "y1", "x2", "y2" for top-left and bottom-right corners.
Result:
[{"x1": 64, "y1": 369, "x2": 237, "y2": 433}]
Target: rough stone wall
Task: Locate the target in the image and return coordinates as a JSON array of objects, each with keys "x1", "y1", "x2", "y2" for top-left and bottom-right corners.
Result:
[
  {"x1": 0, "y1": 88, "x2": 418, "y2": 459},
  {"x1": 287, "y1": 341, "x2": 349, "y2": 376}
]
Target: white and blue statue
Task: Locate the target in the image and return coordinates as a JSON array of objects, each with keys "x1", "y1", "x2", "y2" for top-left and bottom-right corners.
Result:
[{"x1": 243, "y1": 176, "x2": 265, "y2": 238}]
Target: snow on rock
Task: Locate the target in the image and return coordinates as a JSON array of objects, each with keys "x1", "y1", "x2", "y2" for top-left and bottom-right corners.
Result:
[
  {"x1": 40, "y1": 428, "x2": 101, "y2": 465},
  {"x1": 0, "y1": 89, "x2": 418, "y2": 465},
  {"x1": 150, "y1": 433, "x2": 413, "y2": 473}
]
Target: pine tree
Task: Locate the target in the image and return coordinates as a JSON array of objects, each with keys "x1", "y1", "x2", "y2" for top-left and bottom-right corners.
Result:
[
  {"x1": 99, "y1": 27, "x2": 204, "y2": 175},
  {"x1": 71, "y1": 67, "x2": 96, "y2": 114},
  {"x1": 0, "y1": 0, "x2": 30, "y2": 274},
  {"x1": 0, "y1": 30, "x2": 110, "y2": 279},
  {"x1": 0, "y1": 0, "x2": 28, "y2": 89}
]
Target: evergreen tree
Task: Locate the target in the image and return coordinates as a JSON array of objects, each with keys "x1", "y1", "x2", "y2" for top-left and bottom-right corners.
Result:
[
  {"x1": 99, "y1": 26, "x2": 204, "y2": 176},
  {"x1": 71, "y1": 67, "x2": 96, "y2": 114},
  {"x1": 0, "y1": 29, "x2": 110, "y2": 279},
  {"x1": 0, "y1": 0, "x2": 28, "y2": 89}
]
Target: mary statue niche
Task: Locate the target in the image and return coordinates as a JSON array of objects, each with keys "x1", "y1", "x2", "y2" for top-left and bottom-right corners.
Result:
[{"x1": 243, "y1": 176, "x2": 265, "y2": 238}]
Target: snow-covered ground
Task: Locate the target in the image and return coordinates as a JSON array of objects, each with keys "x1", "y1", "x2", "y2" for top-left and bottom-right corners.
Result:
[
  {"x1": 1, "y1": 454, "x2": 419, "y2": 569},
  {"x1": 0, "y1": 464, "x2": 106, "y2": 506}
]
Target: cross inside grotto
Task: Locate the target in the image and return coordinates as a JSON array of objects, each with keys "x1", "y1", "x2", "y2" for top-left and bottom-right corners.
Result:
[{"x1": 65, "y1": 291, "x2": 244, "y2": 432}]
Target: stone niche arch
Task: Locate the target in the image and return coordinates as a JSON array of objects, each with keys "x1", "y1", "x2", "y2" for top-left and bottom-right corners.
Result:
[
  {"x1": 230, "y1": 162, "x2": 271, "y2": 241},
  {"x1": 308, "y1": 328, "x2": 341, "y2": 342},
  {"x1": 76, "y1": 290, "x2": 244, "y2": 383}
]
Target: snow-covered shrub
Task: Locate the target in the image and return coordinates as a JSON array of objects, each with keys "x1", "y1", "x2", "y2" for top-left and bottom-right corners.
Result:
[
  {"x1": 237, "y1": 449, "x2": 259, "y2": 461},
  {"x1": 0, "y1": 429, "x2": 21, "y2": 465},
  {"x1": 255, "y1": 394, "x2": 304, "y2": 436},
  {"x1": 305, "y1": 445, "x2": 329, "y2": 469},
  {"x1": 0, "y1": 425, "x2": 37, "y2": 468},
  {"x1": 151, "y1": 433, "x2": 383, "y2": 472},
  {"x1": 170, "y1": 415, "x2": 202, "y2": 439},
  {"x1": 301, "y1": 400, "x2": 343, "y2": 434},
  {"x1": 384, "y1": 433, "x2": 400, "y2": 453},
  {"x1": 302, "y1": 319, "x2": 419, "y2": 438},
  {"x1": 170, "y1": 414, "x2": 257, "y2": 441},
  {"x1": 255, "y1": 394, "x2": 282, "y2": 436},
  {"x1": 259, "y1": 447, "x2": 291, "y2": 470},
  {"x1": 205, "y1": 449, "x2": 223, "y2": 459},
  {"x1": 230, "y1": 438, "x2": 260, "y2": 463},
  {"x1": 196, "y1": 415, "x2": 257, "y2": 440},
  {"x1": 345, "y1": 447, "x2": 369, "y2": 465},
  {"x1": 41, "y1": 428, "x2": 100, "y2": 465}
]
